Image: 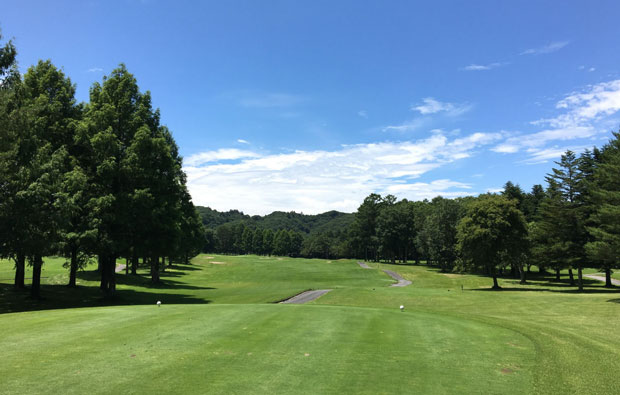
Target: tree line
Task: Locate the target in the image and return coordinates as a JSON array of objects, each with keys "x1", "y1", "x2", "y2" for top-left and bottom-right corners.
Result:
[
  {"x1": 197, "y1": 132, "x2": 619, "y2": 290},
  {"x1": 0, "y1": 32, "x2": 204, "y2": 298},
  {"x1": 346, "y1": 141, "x2": 619, "y2": 290}
]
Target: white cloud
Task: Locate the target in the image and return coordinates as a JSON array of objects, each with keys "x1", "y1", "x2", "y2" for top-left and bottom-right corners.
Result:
[
  {"x1": 535, "y1": 79, "x2": 620, "y2": 128},
  {"x1": 87, "y1": 67, "x2": 103, "y2": 73},
  {"x1": 492, "y1": 79, "x2": 620, "y2": 161},
  {"x1": 382, "y1": 118, "x2": 427, "y2": 132},
  {"x1": 589, "y1": 67, "x2": 596, "y2": 72},
  {"x1": 237, "y1": 139, "x2": 250, "y2": 144},
  {"x1": 520, "y1": 41, "x2": 569, "y2": 55},
  {"x1": 521, "y1": 145, "x2": 591, "y2": 165},
  {"x1": 412, "y1": 97, "x2": 472, "y2": 116},
  {"x1": 184, "y1": 148, "x2": 260, "y2": 166},
  {"x1": 184, "y1": 132, "x2": 499, "y2": 214},
  {"x1": 462, "y1": 62, "x2": 505, "y2": 71},
  {"x1": 358, "y1": 110, "x2": 368, "y2": 118}
]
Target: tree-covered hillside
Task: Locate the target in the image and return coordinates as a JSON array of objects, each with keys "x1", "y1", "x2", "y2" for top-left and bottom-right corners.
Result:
[{"x1": 196, "y1": 206, "x2": 355, "y2": 235}]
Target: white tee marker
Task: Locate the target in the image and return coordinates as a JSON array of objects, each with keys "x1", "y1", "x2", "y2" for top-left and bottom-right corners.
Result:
[
  {"x1": 157, "y1": 301, "x2": 161, "y2": 307},
  {"x1": 400, "y1": 305, "x2": 404, "y2": 312}
]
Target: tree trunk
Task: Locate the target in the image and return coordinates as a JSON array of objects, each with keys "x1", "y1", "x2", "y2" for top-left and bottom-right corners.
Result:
[
  {"x1": 568, "y1": 268, "x2": 575, "y2": 286},
  {"x1": 100, "y1": 255, "x2": 108, "y2": 291},
  {"x1": 14, "y1": 253, "x2": 25, "y2": 289},
  {"x1": 97, "y1": 254, "x2": 102, "y2": 273},
  {"x1": 492, "y1": 274, "x2": 501, "y2": 289},
  {"x1": 527, "y1": 264, "x2": 531, "y2": 274},
  {"x1": 30, "y1": 255, "x2": 42, "y2": 299},
  {"x1": 577, "y1": 267, "x2": 583, "y2": 292},
  {"x1": 151, "y1": 255, "x2": 160, "y2": 283},
  {"x1": 518, "y1": 264, "x2": 526, "y2": 285},
  {"x1": 161, "y1": 256, "x2": 166, "y2": 273},
  {"x1": 125, "y1": 258, "x2": 129, "y2": 275},
  {"x1": 555, "y1": 268, "x2": 560, "y2": 281},
  {"x1": 100, "y1": 254, "x2": 116, "y2": 296},
  {"x1": 131, "y1": 254, "x2": 138, "y2": 275},
  {"x1": 605, "y1": 267, "x2": 613, "y2": 287},
  {"x1": 68, "y1": 247, "x2": 78, "y2": 287}
]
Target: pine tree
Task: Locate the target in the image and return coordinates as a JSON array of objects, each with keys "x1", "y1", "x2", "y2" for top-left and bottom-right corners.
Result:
[{"x1": 586, "y1": 132, "x2": 620, "y2": 286}]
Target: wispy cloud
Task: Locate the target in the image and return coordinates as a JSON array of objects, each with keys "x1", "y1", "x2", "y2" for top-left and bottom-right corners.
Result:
[
  {"x1": 382, "y1": 118, "x2": 428, "y2": 133},
  {"x1": 492, "y1": 79, "x2": 620, "y2": 162},
  {"x1": 520, "y1": 41, "x2": 569, "y2": 55},
  {"x1": 237, "y1": 139, "x2": 250, "y2": 145},
  {"x1": 462, "y1": 62, "x2": 505, "y2": 71},
  {"x1": 185, "y1": 148, "x2": 260, "y2": 166},
  {"x1": 184, "y1": 132, "x2": 499, "y2": 214},
  {"x1": 534, "y1": 79, "x2": 620, "y2": 128},
  {"x1": 87, "y1": 67, "x2": 103, "y2": 73},
  {"x1": 238, "y1": 93, "x2": 305, "y2": 108},
  {"x1": 358, "y1": 110, "x2": 368, "y2": 118},
  {"x1": 412, "y1": 97, "x2": 472, "y2": 116}
]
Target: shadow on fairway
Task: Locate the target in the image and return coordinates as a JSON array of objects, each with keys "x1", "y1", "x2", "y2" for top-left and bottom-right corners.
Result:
[
  {"x1": 0, "y1": 264, "x2": 213, "y2": 315},
  {"x1": 606, "y1": 298, "x2": 620, "y2": 304}
]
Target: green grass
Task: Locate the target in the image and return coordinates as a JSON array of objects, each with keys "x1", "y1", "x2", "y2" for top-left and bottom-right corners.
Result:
[{"x1": 1, "y1": 255, "x2": 619, "y2": 394}]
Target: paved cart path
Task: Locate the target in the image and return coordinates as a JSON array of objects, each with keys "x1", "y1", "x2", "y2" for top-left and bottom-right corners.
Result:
[
  {"x1": 585, "y1": 274, "x2": 620, "y2": 286},
  {"x1": 383, "y1": 270, "x2": 412, "y2": 287},
  {"x1": 280, "y1": 289, "x2": 332, "y2": 304},
  {"x1": 115, "y1": 264, "x2": 126, "y2": 273},
  {"x1": 357, "y1": 261, "x2": 371, "y2": 269}
]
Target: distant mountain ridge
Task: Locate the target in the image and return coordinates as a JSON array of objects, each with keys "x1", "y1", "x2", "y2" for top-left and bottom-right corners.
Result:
[{"x1": 195, "y1": 206, "x2": 355, "y2": 235}]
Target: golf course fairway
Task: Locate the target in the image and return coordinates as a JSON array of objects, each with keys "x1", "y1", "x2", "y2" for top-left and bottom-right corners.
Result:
[{"x1": 1, "y1": 254, "x2": 620, "y2": 394}]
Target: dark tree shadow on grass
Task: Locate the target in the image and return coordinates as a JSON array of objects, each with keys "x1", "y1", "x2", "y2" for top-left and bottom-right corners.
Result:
[{"x1": 0, "y1": 263, "x2": 214, "y2": 315}]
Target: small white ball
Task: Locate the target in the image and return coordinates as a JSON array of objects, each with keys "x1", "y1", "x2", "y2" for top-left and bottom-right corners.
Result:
[
  {"x1": 400, "y1": 305, "x2": 404, "y2": 311},
  {"x1": 157, "y1": 301, "x2": 161, "y2": 306}
]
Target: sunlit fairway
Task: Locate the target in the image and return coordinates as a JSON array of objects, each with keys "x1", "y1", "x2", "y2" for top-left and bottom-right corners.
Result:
[{"x1": 1, "y1": 255, "x2": 619, "y2": 394}]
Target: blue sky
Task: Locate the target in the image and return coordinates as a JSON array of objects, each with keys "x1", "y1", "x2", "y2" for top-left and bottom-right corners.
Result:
[{"x1": 4, "y1": 0, "x2": 620, "y2": 214}]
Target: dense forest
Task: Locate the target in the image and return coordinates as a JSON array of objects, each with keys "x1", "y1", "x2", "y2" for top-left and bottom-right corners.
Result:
[{"x1": 0, "y1": 32, "x2": 204, "y2": 298}]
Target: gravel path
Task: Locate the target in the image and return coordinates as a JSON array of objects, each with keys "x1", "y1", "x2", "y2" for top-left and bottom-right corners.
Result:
[
  {"x1": 585, "y1": 274, "x2": 620, "y2": 286},
  {"x1": 280, "y1": 289, "x2": 332, "y2": 304},
  {"x1": 115, "y1": 264, "x2": 126, "y2": 273},
  {"x1": 357, "y1": 261, "x2": 371, "y2": 269},
  {"x1": 383, "y1": 270, "x2": 412, "y2": 287}
]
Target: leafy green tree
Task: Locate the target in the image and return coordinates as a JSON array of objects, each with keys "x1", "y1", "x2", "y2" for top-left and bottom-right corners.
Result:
[
  {"x1": 241, "y1": 226, "x2": 254, "y2": 254},
  {"x1": 252, "y1": 228, "x2": 264, "y2": 255},
  {"x1": 376, "y1": 197, "x2": 413, "y2": 264},
  {"x1": 522, "y1": 184, "x2": 545, "y2": 222},
  {"x1": 289, "y1": 230, "x2": 303, "y2": 257},
  {"x1": 457, "y1": 195, "x2": 528, "y2": 289},
  {"x1": 541, "y1": 151, "x2": 588, "y2": 290},
  {"x1": 82, "y1": 64, "x2": 167, "y2": 292},
  {"x1": 273, "y1": 229, "x2": 292, "y2": 256},
  {"x1": 502, "y1": 181, "x2": 525, "y2": 212},
  {"x1": 352, "y1": 193, "x2": 384, "y2": 261},
  {"x1": 1, "y1": 60, "x2": 79, "y2": 297},
  {"x1": 418, "y1": 197, "x2": 462, "y2": 272},
  {"x1": 262, "y1": 229, "x2": 274, "y2": 255},
  {"x1": 0, "y1": 31, "x2": 23, "y2": 286},
  {"x1": 586, "y1": 132, "x2": 620, "y2": 286}
]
